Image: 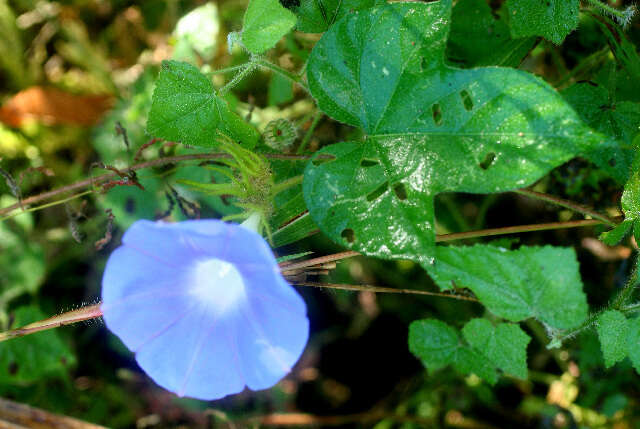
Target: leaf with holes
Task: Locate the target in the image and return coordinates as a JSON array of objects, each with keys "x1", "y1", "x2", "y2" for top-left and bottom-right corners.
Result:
[
  {"x1": 147, "y1": 60, "x2": 259, "y2": 148},
  {"x1": 597, "y1": 310, "x2": 629, "y2": 368},
  {"x1": 242, "y1": 0, "x2": 296, "y2": 54},
  {"x1": 447, "y1": 0, "x2": 537, "y2": 68},
  {"x1": 303, "y1": 0, "x2": 619, "y2": 269},
  {"x1": 428, "y1": 244, "x2": 587, "y2": 330},
  {"x1": 505, "y1": 0, "x2": 579, "y2": 44},
  {"x1": 0, "y1": 306, "x2": 76, "y2": 384},
  {"x1": 462, "y1": 318, "x2": 530, "y2": 379}
]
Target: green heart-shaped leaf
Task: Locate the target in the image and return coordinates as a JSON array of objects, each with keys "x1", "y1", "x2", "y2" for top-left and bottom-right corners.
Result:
[
  {"x1": 242, "y1": 0, "x2": 296, "y2": 54},
  {"x1": 147, "y1": 60, "x2": 259, "y2": 148},
  {"x1": 303, "y1": 0, "x2": 621, "y2": 268}
]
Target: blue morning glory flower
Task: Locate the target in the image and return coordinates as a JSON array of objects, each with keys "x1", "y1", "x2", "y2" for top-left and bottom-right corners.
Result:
[{"x1": 101, "y1": 219, "x2": 309, "y2": 400}]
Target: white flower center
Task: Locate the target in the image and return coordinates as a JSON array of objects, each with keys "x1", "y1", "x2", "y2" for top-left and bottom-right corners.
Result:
[{"x1": 189, "y1": 258, "x2": 246, "y2": 314}]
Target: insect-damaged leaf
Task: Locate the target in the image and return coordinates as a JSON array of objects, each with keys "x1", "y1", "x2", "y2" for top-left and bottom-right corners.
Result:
[{"x1": 303, "y1": 0, "x2": 623, "y2": 269}]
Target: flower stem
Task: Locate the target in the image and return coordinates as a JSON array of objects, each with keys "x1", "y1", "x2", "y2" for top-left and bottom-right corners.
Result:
[{"x1": 241, "y1": 211, "x2": 263, "y2": 233}]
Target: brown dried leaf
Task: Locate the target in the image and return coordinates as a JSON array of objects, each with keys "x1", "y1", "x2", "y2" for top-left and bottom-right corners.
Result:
[{"x1": 0, "y1": 86, "x2": 113, "y2": 127}]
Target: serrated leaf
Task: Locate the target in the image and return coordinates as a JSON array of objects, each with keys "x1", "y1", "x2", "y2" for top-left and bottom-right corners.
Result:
[
  {"x1": 626, "y1": 317, "x2": 640, "y2": 373},
  {"x1": 303, "y1": 0, "x2": 623, "y2": 269},
  {"x1": 0, "y1": 306, "x2": 76, "y2": 384},
  {"x1": 505, "y1": 0, "x2": 579, "y2": 44},
  {"x1": 293, "y1": 0, "x2": 381, "y2": 33},
  {"x1": 597, "y1": 310, "x2": 629, "y2": 368},
  {"x1": 409, "y1": 318, "x2": 499, "y2": 384},
  {"x1": 147, "y1": 60, "x2": 259, "y2": 148},
  {"x1": 462, "y1": 318, "x2": 530, "y2": 379},
  {"x1": 428, "y1": 244, "x2": 587, "y2": 330},
  {"x1": 447, "y1": 0, "x2": 537, "y2": 68},
  {"x1": 242, "y1": 0, "x2": 296, "y2": 54},
  {"x1": 600, "y1": 219, "x2": 633, "y2": 245},
  {"x1": 452, "y1": 346, "x2": 498, "y2": 385},
  {"x1": 562, "y1": 82, "x2": 640, "y2": 148},
  {"x1": 408, "y1": 319, "x2": 460, "y2": 372}
]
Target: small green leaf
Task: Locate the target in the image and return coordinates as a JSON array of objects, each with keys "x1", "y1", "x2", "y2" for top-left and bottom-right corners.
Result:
[
  {"x1": 600, "y1": 219, "x2": 634, "y2": 245},
  {"x1": 428, "y1": 244, "x2": 587, "y2": 330},
  {"x1": 597, "y1": 310, "x2": 629, "y2": 368},
  {"x1": 409, "y1": 318, "x2": 507, "y2": 384},
  {"x1": 242, "y1": 0, "x2": 296, "y2": 54},
  {"x1": 562, "y1": 82, "x2": 640, "y2": 147},
  {"x1": 462, "y1": 318, "x2": 530, "y2": 379},
  {"x1": 408, "y1": 319, "x2": 460, "y2": 372},
  {"x1": 505, "y1": 0, "x2": 579, "y2": 44},
  {"x1": 447, "y1": 0, "x2": 537, "y2": 68},
  {"x1": 147, "y1": 60, "x2": 258, "y2": 148},
  {"x1": 0, "y1": 306, "x2": 76, "y2": 384},
  {"x1": 626, "y1": 317, "x2": 640, "y2": 373},
  {"x1": 304, "y1": 0, "x2": 622, "y2": 269},
  {"x1": 453, "y1": 347, "x2": 498, "y2": 385}
]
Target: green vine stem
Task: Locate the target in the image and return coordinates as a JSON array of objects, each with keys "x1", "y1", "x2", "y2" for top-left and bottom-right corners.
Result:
[
  {"x1": 548, "y1": 254, "x2": 640, "y2": 348},
  {"x1": 219, "y1": 63, "x2": 256, "y2": 95},
  {"x1": 514, "y1": 188, "x2": 617, "y2": 226},
  {"x1": 0, "y1": 153, "x2": 320, "y2": 219},
  {"x1": 252, "y1": 57, "x2": 310, "y2": 93}
]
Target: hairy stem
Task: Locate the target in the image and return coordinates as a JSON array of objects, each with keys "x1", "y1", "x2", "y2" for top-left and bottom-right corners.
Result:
[
  {"x1": 584, "y1": 0, "x2": 636, "y2": 27},
  {"x1": 611, "y1": 254, "x2": 640, "y2": 310},
  {"x1": 0, "y1": 153, "x2": 318, "y2": 218},
  {"x1": 253, "y1": 57, "x2": 310, "y2": 93},
  {"x1": 549, "y1": 254, "x2": 639, "y2": 347},
  {"x1": 219, "y1": 63, "x2": 256, "y2": 95}
]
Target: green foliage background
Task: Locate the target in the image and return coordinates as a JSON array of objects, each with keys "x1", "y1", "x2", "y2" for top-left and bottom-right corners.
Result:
[{"x1": 0, "y1": 0, "x2": 639, "y2": 427}]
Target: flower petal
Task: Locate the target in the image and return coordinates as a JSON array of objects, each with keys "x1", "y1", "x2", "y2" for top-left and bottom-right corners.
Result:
[
  {"x1": 101, "y1": 219, "x2": 309, "y2": 400},
  {"x1": 135, "y1": 306, "x2": 246, "y2": 400},
  {"x1": 237, "y1": 293, "x2": 309, "y2": 390},
  {"x1": 101, "y1": 247, "x2": 195, "y2": 351}
]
